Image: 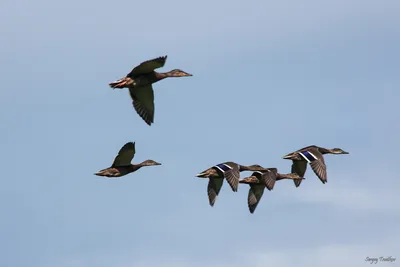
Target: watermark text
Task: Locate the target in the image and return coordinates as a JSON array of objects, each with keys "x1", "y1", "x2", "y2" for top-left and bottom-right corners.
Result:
[{"x1": 365, "y1": 257, "x2": 396, "y2": 264}]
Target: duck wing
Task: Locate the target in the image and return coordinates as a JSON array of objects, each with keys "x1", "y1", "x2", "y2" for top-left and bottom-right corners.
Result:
[
  {"x1": 129, "y1": 85, "x2": 155, "y2": 126},
  {"x1": 247, "y1": 184, "x2": 265, "y2": 214},
  {"x1": 252, "y1": 171, "x2": 276, "y2": 191},
  {"x1": 298, "y1": 148, "x2": 327, "y2": 184},
  {"x1": 111, "y1": 142, "x2": 136, "y2": 167},
  {"x1": 291, "y1": 160, "x2": 308, "y2": 187},
  {"x1": 309, "y1": 153, "x2": 327, "y2": 183},
  {"x1": 127, "y1": 56, "x2": 167, "y2": 78},
  {"x1": 212, "y1": 162, "x2": 240, "y2": 192},
  {"x1": 207, "y1": 178, "x2": 224, "y2": 207}
]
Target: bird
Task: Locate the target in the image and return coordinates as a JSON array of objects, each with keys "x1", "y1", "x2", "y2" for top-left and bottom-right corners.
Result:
[
  {"x1": 282, "y1": 145, "x2": 349, "y2": 187},
  {"x1": 94, "y1": 142, "x2": 161, "y2": 178},
  {"x1": 196, "y1": 162, "x2": 266, "y2": 206},
  {"x1": 240, "y1": 169, "x2": 304, "y2": 214},
  {"x1": 249, "y1": 168, "x2": 305, "y2": 191},
  {"x1": 109, "y1": 56, "x2": 192, "y2": 126}
]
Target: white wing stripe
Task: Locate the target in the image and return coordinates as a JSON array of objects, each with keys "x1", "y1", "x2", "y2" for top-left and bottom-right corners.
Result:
[
  {"x1": 298, "y1": 152, "x2": 311, "y2": 163},
  {"x1": 222, "y1": 164, "x2": 233, "y2": 170},
  {"x1": 214, "y1": 166, "x2": 225, "y2": 173},
  {"x1": 308, "y1": 151, "x2": 318, "y2": 160}
]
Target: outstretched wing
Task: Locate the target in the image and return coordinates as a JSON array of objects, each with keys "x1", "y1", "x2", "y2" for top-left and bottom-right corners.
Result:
[
  {"x1": 298, "y1": 148, "x2": 327, "y2": 184},
  {"x1": 261, "y1": 170, "x2": 277, "y2": 191},
  {"x1": 212, "y1": 162, "x2": 240, "y2": 192},
  {"x1": 247, "y1": 184, "x2": 265, "y2": 214},
  {"x1": 252, "y1": 171, "x2": 276, "y2": 191},
  {"x1": 291, "y1": 160, "x2": 308, "y2": 187},
  {"x1": 129, "y1": 85, "x2": 155, "y2": 126},
  {"x1": 207, "y1": 178, "x2": 224, "y2": 207},
  {"x1": 112, "y1": 142, "x2": 136, "y2": 167},
  {"x1": 127, "y1": 56, "x2": 167, "y2": 78},
  {"x1": 309, "y1": 151, "x2": 327, "y2": 183}
]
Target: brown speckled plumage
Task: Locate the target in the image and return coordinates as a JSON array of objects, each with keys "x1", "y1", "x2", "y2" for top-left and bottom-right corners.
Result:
[
  {"x1": 94, "y1": 142, "x2": 161, "y2": 178},
  {"x1": 109, "y1": 56, "x2": 192, "y2": 126},
  {"x1": 240, "y1": 169, "x2": 304, "y2": 214},
  {"x1": 196, "y1": 162, "x2": 266, "y2": 207},
  {"x1": 282, "y1": 145, "x2": 349, "y2": 187}
]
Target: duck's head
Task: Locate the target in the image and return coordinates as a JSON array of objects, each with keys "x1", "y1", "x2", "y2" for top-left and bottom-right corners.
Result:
[
  {"x1": 166, "y1": 69, "x2": 193, "y2": 77},
  {"x1": 142, "y1": 160, "x2": 162, "y2": 166},
  {"x1": 329, "y1": 148, "x2": 349, "y2": 154}
]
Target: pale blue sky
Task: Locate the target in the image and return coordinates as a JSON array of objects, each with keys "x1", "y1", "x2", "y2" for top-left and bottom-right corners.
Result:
[{"x1": 1, "y1": 0, "x2": 399, "y2": 266}]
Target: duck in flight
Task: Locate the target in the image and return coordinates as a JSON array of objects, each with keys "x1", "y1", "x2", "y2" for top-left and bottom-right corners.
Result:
[
  {"x1": 94, "y1": 142, "x2": 161, "y2": 178},
  {"x1": 196, "y1": 162, "x2": 266, "y2": 207},
  {"x1": 109, "y1": 56, "x2": 192, "y2": 126},
  {"x1": 282, "y1": 145, "x2": 349, "y2": 187},
  {"x1": 240, "y1": 169, "x2": 304, "y2": 214}
]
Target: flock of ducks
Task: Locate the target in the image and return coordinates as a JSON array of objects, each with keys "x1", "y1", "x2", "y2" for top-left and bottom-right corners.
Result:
[{"x1": 95, "y1": 56, "x2": 349, "y2": 214}]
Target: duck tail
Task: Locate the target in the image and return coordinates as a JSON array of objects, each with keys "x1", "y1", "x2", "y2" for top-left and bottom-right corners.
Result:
[
  {"x1": 282, "y1": 154, "x2": 294, "y2": 160},
  {"x1": 109, "y1": 78, "x2": 129, "y2": 89},
  {"x1": 196, "y1": 172, "x2": 208, "y2": 178},
  {"x1": 94, "y1": 170, "x2": 106, "y2": 176}
]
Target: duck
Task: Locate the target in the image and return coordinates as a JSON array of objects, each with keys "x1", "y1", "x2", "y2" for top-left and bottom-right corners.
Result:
[
  {"x1": 94, "y1": 142, "x2": 161, "y2": 178},
  {"x1": 240, "y1": 169, "x2": 304, "y2": 214},
  {"x1": 248, "y1": 168, "x2": 305, "y2": 191},
  {"x1": 109, "y1": 56, "x2": 192, "y2": 126},
  {"x1": 196, "y1": 162, "x2": 266, "y2": 206},
  {"x1": 282, "y1": 145, "x2": 349, "y2": 187}
]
